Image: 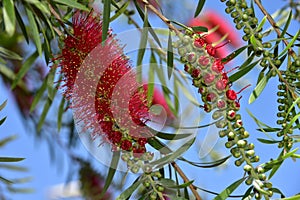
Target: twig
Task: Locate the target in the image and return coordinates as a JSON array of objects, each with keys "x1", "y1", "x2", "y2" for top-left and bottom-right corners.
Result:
[
  {"x1": 254, "y1": 0, "x2": 297, "y2": 59},
  {"x1": 49, "y1": 4, "x2": 64, "y2": 36},
  {"x1": 141, "y1": 0, "x2": 181, "y2": 35},
  {"x1": 171, "y1": 162, "x2": 202, "y2": 200}
]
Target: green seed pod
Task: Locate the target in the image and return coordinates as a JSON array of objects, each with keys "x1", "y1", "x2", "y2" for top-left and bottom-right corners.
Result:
[
  {"x1": 264, "y1": 182, "x2": 273, "y2": 189},
  {"x1": 250, "y1": 156, "x2": 260, "y2": 162},
  {"x1": 243, "y1": 27, "x2": 250, "y2": 34},
  {"x1": 178, "y1": 47, "x2": 187, "y2": 57},
  {"x1": 242, "y1": 14, "x2": 249, "y2": 21},
  {"x1": 243, "y1": 164, "x2": 252, "y2": 172},
  {"x1": 225, "y1": 141, "x2": 235, "y2": 148},
  {"x1": 219, "y1": 130, "x2": 228, "y2": 137},
  {"x1": 231, "y1": 11, "x2": 239, "y2": 18},
  {"x1": 247, "y1": 143, "x2": 255, "y2": 150},
  {"x1": 228, "y1": 131, "x2": 236, "y2": 140},
  {"x1": 212, "y1": 110, "x2": 223, "y2": 120},
  {"x1": 240, "y1": 2, "x2": 247, "y2": 8},
  {"x1": 241, "y1": 130, "x2": 249, "y2": 138},
  {"x1": 216, "y1": 119, "x2": 227, "y2": 128},
  {"x1": 154, "y1": 171, "x2": 162, "y2": 179},
  {"x1": 157, "y1": 185, "x2": 164, "y2": 192},
  {"x1": 235, "y1": 158, "x2": 244, "y2": 166},
  {"x1": 143, "y1": 179, "x2": 151, "y2": 188},
  {"x1": 150, "y1": 192, "x2": 157, "y2": 200},
  {"x1": 130, "y1": 165, "x2": 140, "y2": 173},
  {"x1": 246, "y1": 150, "x2": 255, "y2": 157},
  {"x1": 245, "y1": 177, "x2": 253, "y2": 185},
  {"x1": 143, "y1": 164, "x2": 152, "y2": 174},
  {"x1": 237, "y1": 140, "x2": 247, "y2": 148},
  {"x1": 256, "y1": 166, "x2": 265, "y2": 173},
  {"x1": 258, "y1": 174, "x2": 266, "y2": 181},
  {"x1": 236, "y1": 23, "x2": 243, "y2": 30}
]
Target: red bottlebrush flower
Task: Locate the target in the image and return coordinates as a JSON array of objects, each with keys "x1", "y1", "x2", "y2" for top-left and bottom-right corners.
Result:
[{"x1": 56, "y1": 11, "x2": 154, "y2": 152}]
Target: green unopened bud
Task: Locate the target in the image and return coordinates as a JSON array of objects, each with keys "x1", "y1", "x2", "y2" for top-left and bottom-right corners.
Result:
[
  {"x1": 225, "y1": 141, "x2": 235, "y2": 148},
  {"x1": 245, "y1": 177, "x2": 253, "y2": 185},
  {"x1": 235, "y1": 158, "x2": 244, "y2": 166},
  {"x1": 258, "y1": 174, "x2": 266, "y2": 181}
]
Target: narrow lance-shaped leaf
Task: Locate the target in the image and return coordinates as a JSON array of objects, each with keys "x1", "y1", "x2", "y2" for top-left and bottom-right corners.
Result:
[
  {"x1": 102, "y1": 0, "x2": 111, "y2": 44},
  {"x1": 0, "y1": 157, "x2": 25, "y2": 162},
  {"x1": 194, "y1": 0, "x2": 206, "y2": 17},
  {"x1": 98, "y1": 151, "x2": 120, "y2": 199},
  {"x1": 213, "y1": 177, "x2": 246, "y2": 200},
  {"x1": 30, "y1": 77, "x2": 48, "y2": 112},
  {"x1": 3, "y1": 0, "x2": 16, "y2": 36},
  {"x1": 52, "y1": 0, "x2": 89, "y2": 11},
  {"x1": 110, "y1": 1, "x2": 130, "y2": 22},
  {"x1": 0, "y1": 100, "x2": 7, "y2": 112},
  {"x1": 11, "y1": 51, "x2": 39, "y2": 89},
  {"x1": 25, "y1": 8, "x2": 42, "y2": 56},
  {"x1": 167, "y1": 30, "x2": 174, "y2": 79},
  {"x1": 249, "y1": 74, "x2": 269, "y2": 104},
  {"x1": 0, "y1": 47, "x2": 22, "y2": 61},
  {"x1": 116, "y1": 177, "x2": 142, "y2": 200},
  {"x1": 137, "y1": 10, "x2": 149, "y2": 83},
  {"x1": 57, "y1": 97, "x2": 65, "y2": 132},
  {"x1": 229, "y1": 59, "x2": 259, "y2": 83},
  {"x1": 133, "y1": 0, "x2": 161, "y2": 47},
  {"x1": 278, "y1": 30, "x2": 300, "y2": 58},
  {"x1": 37, "y1": 97, "x2": 55, "y2": 132}
]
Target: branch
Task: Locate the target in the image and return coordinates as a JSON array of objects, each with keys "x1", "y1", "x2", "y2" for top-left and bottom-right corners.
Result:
[
  {"x1": 141, "y1": 0, "x2": 181, "y2": 35},
  {"x1": 171, "y1": 162, "x2": 202, "y2": 200},
  {"x1": 254, "y1": 0, "x2": 297, "y2": 59}
]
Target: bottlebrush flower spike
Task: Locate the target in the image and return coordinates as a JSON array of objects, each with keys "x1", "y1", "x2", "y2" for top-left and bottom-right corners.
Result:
[{"x1": 56, "y1": 11, "x2": 153, "y2": 153}]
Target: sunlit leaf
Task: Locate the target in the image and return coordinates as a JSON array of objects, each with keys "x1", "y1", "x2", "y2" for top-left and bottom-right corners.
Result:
[
  {"x1": 37, "y1": 98, "x2": 53, "y2": 132},
  {"x1": 3, "y1": 0, "x2": 16, "y2": 36},
  {"x1": 222, "y1": 45, "x2": 248, "y2": 63},
  {"x1": 278, "y1": 30, "x2": 300, "y2": 58},
  {"x1": 155, "y1": 132, "x2": 193, "y2": 140},
  {"x1": 0, "y1": 47, "x2": 22, "y2": 61},
  {"x1": 249, "y1": 75, "x2": 269, "y2": 104},
  {"x1": 229, "y1": 59, "x2": 259, "y2": 83},
  {"x1": 26, "y1": 8, "x2": 42, "y2": 56},
  {"x1": 57, "y1": 97, "x2": 65, "y2": 132},
  {"x1": 110, "y1": 1, "x2": 129, "y2": 22},
  {"x1": 191, "y1": 26, "x2": 208, "y2": 32},
  {"x1": 257, "y1": 138, "x2": 280, "y2": 144}
]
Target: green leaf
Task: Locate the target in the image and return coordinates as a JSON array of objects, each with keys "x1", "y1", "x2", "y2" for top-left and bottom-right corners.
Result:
[
  {"x1": 257, "y1": 138, "x2": 280, "y2": 144},
  {"x1": 147, "y1": 54, "x2": 155, "y2": 106},
  {"x1": 213, "y1": 177, "x2": 246, "y2": 200},
  {"x1": 7, "y1": 187, "x2": 34, "y2": 193},
  {"x1": 11, "y1": 51, "x2": 38, "y2": 89},
  {"x1": 57, "y1": 97, "x2": 65, "y2": 132},
  {"x1": 0, "y1": 47, "x2": 22, "y2": 60},
  {"x1": 178, "y1": 155, "x2": 231, "y2": 168},
  {"x1": 102, "y1": 0, "x2": 111, "y2": 44},
  {"x1": 278, "y1": 30, "x2": 300, "y2": 58},
  {"x1": 250, "y1": 34, "x2": 262, "y2": 50},
  {"x1": 257, "y1": 16, "x2": 267, "y2": 31},
  {"x1": 191, "y1": 26, "x2": 208, "y2": 32},
  {"x1": 0, "y1": 176, "x2": 13, "y2": 184},
  {"x1": 29, "y1": 77, "x2": 48, "y2": 112},
  {"x1": 249, "y1": 75, "x2": 269, "y2": 104},
  {"x1": 239, "y1": 53, "x2": 256, "y2": 69},
  {"x1": 26, "y1": 8, "x2": 42, "y2": 56},
  {"x1": 99, "y1": 151, "x2": 120, "y2": 199},
  {"x1": 116, "y1": 177, "x2": 142, "y2": 200},
  {"x1": 155, "y1": 132, "x2": 193, "y2": 140},
  {"x1": 167, "y1": 30, "x2": 174, "y2": 79},
  {"x1": 47, "y1": 67, "x2": 56, "y2": 101},
  {"x1": 229, "y1": 59, "x2": 259, "y2": 83},
  {"x1": 0, "y1": 135, "x2": 17, "y2": 147},
  {"x1": 279, "y1": 10, "x2": 293, "y2": 39},
  {"x1": 286, "y1": 111, "x2": 300, "y2": 131},
  {"x1": 0, "y1": 157, "x2": 25, "y2": 162},
  {"x1": 0, "y1": 117, "x2": 6, "y2": 126},
  {"x1": 158, "y1": 178, "x2": 194, "y2": 189},
  {"x1": 37, "y1": 98, "x2": 53, "y2": 132},
  {"x1": 25, "y1": 0, "x2": 50, "y2": 14},
  {"x1": 222, "y1": 45, "x2": 248, "y2": 63},
  {"x1": 256, "y1": 127, "x2": 281, "y2": 132},
  {"x1": 150, "y1": 138, "x2": 195, "y2": 168},
  {"x1": 194, "y1": 0, "x2": 206, "y2": 17},
  {"x1": 3, "y1": 0, "x2": 16, "y2": 36},
  {"x1": 0, "y1": 100, "x2": 7, "y2": 111},
  {"x1": 15, "y1": 6, "x2": 29, "y2": 43},
  {"x1": 133, "y1": 0, "x2": 161, "y2": 47},
  {"x1": 148, "y1": 137, "x2": 172, "y2": 154},
  {"x1": 52, "y1": 0, "x2": 89, "y2": 11},
  {"x1": 0, "y1": 164, "x2": 28, "y2": 172},
  {"x1": 110, "y1": 1, "x2": 129, "y2": 22},
  {"x1": 137, "y1": 11, "x2": 149, "y2": 69}
]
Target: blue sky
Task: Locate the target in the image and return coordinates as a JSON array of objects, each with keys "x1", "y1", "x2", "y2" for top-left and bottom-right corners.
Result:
[{"x1": 0, "y1": 1, "x2": 299, "y2": 199}]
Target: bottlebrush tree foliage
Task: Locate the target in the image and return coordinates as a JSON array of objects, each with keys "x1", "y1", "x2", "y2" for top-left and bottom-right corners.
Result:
[{"x1": 0, "y1": 0, "x2": 299, "y2": 200}]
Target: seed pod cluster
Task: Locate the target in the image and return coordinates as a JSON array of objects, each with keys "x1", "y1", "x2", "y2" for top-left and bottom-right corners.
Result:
[
  {"x1": 276, "y1": 59, "x2": 300, "y2": 150},
  {"x1": 173, "y1": 32, "x2": 273, "y2": 198},
  {"x1": 121, "y1": 151, "x2": 154, "y2": 173}
]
